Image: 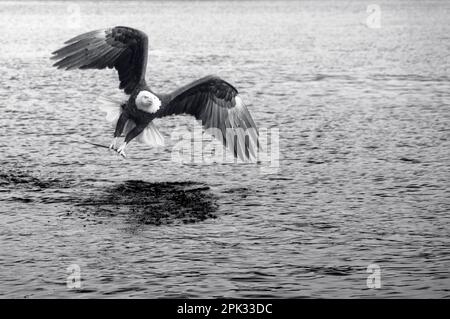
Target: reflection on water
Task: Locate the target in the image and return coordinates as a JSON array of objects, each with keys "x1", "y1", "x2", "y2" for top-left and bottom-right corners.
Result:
[
  {"x1": 0, "y1": 166, "x2": 217, "y2": 226},
  {"x1": 78, "y1": 180, "x2": 218, "y2": 226}
]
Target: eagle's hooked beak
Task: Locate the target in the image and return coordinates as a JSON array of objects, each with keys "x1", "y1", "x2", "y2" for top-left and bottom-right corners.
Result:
[{"x1": 144, "y1": 97, "x2": 153, "y2": 105}]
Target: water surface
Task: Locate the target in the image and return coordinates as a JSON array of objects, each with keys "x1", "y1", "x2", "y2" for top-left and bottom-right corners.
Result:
[{"x1": 0, "y1": 0, "x2": 449, "y2": 298}]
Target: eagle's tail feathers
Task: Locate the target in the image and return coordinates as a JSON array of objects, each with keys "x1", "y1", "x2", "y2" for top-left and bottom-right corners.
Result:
[
  {"x1": 98, "y1": 96, "x2": 125, "y2": 126},
  {"x1": 137, "y1": 122, "x2": 165, "y2": 146}
]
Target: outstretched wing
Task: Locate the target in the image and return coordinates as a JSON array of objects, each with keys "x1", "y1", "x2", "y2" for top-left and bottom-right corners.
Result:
[
  {"x1": 51, "y1": 26, "x2": 148, "y2": 94},
  {"x1": 158, "y1": 75, "x2": 259, "y2": 161}
]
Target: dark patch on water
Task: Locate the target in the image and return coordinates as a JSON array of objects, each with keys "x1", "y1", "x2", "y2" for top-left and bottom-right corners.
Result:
[
  {"x1": 223, "y1": 187, "x2": 250, "y2": 194},
  {"x1": 78, "y1": 180, "x2": 218, "y2": 226},
  {"x1": 399, "y1": 157, "x2": 421, "y2": 164},
  {"x1": 0, "y1": 167, "x2": 218, "y2": 226},
  {"x1": 0, "y1": 168, "x2": 72, "y2": 190},
  {"x1": 291, "y1": 265, "x2": 357, "y2": 277},
  {"x1": 306, "y1": 159, "x2": 326, "y2": 165}
]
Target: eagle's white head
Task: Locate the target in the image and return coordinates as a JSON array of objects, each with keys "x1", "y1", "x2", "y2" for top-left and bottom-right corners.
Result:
[{"x1": 136, "y1": 91, "x2": 161, "y2": 114}]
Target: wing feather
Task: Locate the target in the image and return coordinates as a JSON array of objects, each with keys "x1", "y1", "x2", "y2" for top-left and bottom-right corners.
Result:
[
  {"x1": 51, "y1": 26, "x2": 148, "y2": 94},
  {"x1": 157, "y1": 75, "x2": 259, "y2": 161}
]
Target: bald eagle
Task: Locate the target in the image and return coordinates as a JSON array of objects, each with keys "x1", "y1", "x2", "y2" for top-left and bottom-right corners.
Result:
[{"x1": 51, "y1": 26, "x2": 259, "y2": 160}]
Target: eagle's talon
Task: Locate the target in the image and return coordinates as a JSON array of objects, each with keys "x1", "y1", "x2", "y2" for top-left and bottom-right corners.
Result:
[
  {"x1": 109, "y1": 138, "x2": 118, "y2": 150},
  {"x1": 116, "y1": 143, "x2": 128, "y2": 158}
]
